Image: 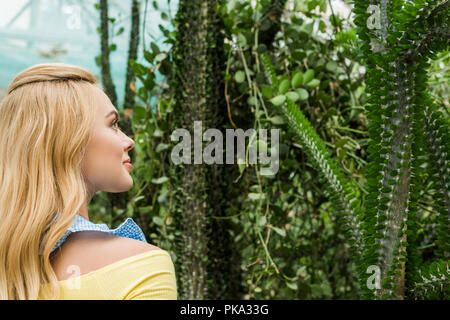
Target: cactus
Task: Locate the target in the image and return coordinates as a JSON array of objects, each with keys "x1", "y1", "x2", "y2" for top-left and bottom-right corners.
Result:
[{"x1": 261, "y1": 0, "x2": 449, "y2": 299}]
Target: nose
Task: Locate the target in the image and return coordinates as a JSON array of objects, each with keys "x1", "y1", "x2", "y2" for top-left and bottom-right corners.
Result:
[
  {"x1": 126, "y1": 139, "x2": 134, "y2": 152},
  {"x1": 123, "y1": 132, "x2": 134, "y2": 152}
]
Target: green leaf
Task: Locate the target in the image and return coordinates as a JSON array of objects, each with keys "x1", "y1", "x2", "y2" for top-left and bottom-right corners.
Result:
[
  {"x1": 273, "y1": 226, "x2": 286, "y2": 237},
  {"x1": 319, "y1": 1, "x2": 327, "y2": 12},
  {"x1": 248, "y1": 193, "x2": 265, "y2": 201},
  {"x1": 270, "y1": 95, "x2": 286, "y2": 106},
  {"x1": 130, "y1": 60, "x2": 146, "y2": 76},
  {"x1": 261, "y1": 85, "x2": 273, "y2": 99},
  {"x1": 326, "y1": 61, "x2": 338, "y2": 72},
  {"x1": 157, "y1": 190, "x2": 168, "y2": 203},
  {"x1": 151, "y1": 176, "x2": 169, "y2": 184},
  {"x1": 238, "y1": 162, "x2": 245, "y2": 174},
  {"x1": 150, "y1": 42, "x2": 160, "y2": 54},
  {"x1": 153, "y1": 128, "x2": 163, "y2": 137},
  {"x1": 285, "y1": 91, "x2": 300, "y2": 102},
  {"x1": 235, "y1": 70, "x2": 245, "y2": 83},
  {"x1": 296, "y1": 88, "x2": 309, "y2": 100},
  {"x1": 303, "y1": 69, "x2": 315, "y2": 84},
  {"x1": 279, "y1": 79, "x2": 291, "y2": 94},
  {"x1": 335, "y1": 137, "x2": 348, "y2": 148},
  {"x1": 269, "y1": 115, "x2": 285, "y2": 125},
  {"x1": 319, "y1": 20, "x2": 327, "y2": 32},
  {"x1": 138, "y1": 205, "x2": 152, "y2": 214},
  {"x1": 247, "y1": 96, "x2": 257, "y2": 106},
  {"x1": 338, "y1": 148, "x2": 348, "y2": 161},
  {"x1": 291, "y1": 71, "x2": 304, "y2": 88},
  {"x1": 306, "y1": 79, "x2": 320, "y2": 88},
  {"x1": 237, "y1": 33, "x2": 247, "y2": 48},
  {"x1": 152, "y1": 216, "x2": 164, "y2": 226},
  {"x1": 133, "y1": 105, "x2": 147, "y2": 120},
  {"x1": 116, "y1": 27, "x2": 124, "y2": 36},
  {"x1": 286, "y1": 281, "x2": 298, "y2": 290},
  {"x1": 155, "y1": 53, "x2": 167, "y2": 62},
  {"x1": 156, "y1": 143, "x2": 169, "y2": 153},
  {"x1": 143, "y1": 50, "x2": 153, "y2": 63},
  {"x1": 303, "y1": 21, "x2": 314, "y2": 34},
  {"x1": 137, "y1": 87, "x2": 148, "y2": 101},
  {"x1": 257, "y1": 215, "x2": 267, "y2": 227}
]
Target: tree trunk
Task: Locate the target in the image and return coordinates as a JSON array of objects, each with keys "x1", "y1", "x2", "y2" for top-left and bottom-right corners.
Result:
[
  {"x1": 99, "y1": 0, "x2": 117, "y2": 107},
  {"x1": 259, "y1": 0, "x2": 288, "y2": 50},
  {"x1": 122, "y1": 0, "x2": 140, "y2": 138},
  {"x1": 170, "y1": 0, "x2": 241, "y2": 299}
]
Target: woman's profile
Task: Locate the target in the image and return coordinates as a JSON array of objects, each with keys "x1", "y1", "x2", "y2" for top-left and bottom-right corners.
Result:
[{"x1": 0, "y1": 63, "x2": 177, "y2": 300}]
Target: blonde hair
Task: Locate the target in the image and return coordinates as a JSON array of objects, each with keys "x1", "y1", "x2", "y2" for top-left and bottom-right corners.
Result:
[{"x1": 0, "y1": 63, "x2": 99, "y2": 299}]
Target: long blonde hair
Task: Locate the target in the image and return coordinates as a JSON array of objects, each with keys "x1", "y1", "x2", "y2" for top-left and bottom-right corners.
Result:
[{"x1": 0, "y1": 63, "x2": 99, "y2": 299}]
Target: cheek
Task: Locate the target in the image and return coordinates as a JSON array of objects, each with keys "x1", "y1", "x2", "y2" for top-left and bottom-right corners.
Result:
[{"x1": 83, "y1": 130, "x2": 123, "y2": 181}]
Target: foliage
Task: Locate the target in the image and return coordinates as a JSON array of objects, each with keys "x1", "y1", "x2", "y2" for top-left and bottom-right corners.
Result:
[
  {"x1": 216, "y1": 0, "x2": 370, "y2": 300},
  {"x1": 88, "y1": 0, "x2": 449, "y2": 300}
]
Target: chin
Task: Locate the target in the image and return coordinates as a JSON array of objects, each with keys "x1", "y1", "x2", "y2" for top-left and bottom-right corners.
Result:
[
  {"x1": 122, "y1": 178, "x2": 134, "y2": 191},
  {"x1": 112, "y1": 178, "x2": 134, "y2": 193}
]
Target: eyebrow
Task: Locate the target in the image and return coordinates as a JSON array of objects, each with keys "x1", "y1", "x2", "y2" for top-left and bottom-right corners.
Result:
[{"x1": 105, "y1": 110, "x2": 119, "y2": 120}]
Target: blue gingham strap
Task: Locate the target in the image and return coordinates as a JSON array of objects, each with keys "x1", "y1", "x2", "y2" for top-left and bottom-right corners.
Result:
[{"x1": 51, "y1": 215, "x2": 147, "y2": 253}]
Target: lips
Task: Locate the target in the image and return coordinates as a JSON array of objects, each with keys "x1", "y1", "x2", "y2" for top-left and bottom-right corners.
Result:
[
  {"x1": 123, "y1": 162, "x2": 133, "y2": 171},
  {"x1": 123, "y1": 157, "x2": 132, "y2": 170}
]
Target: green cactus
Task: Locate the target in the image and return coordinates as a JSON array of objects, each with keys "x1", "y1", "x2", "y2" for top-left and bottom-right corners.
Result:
[{"x1": 261, "y1": 0, "x2": 449, "y2": 299}]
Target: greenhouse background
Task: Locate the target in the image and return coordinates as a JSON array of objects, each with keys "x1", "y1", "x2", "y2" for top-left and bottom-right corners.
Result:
[
  {"x1": 0, "y1": 0, "x2": 448, "y2": 301},
  {"x1": 0, "y1": 0, "x2": 178, "y2": 107},
  {"x1": 0, "y1": 0, "x2": 356, "y2": 105}
]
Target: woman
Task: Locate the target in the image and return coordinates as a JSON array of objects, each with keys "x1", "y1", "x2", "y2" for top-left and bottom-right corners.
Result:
[{"x1": 0, "y1": 63, "x2": 177, "y2": 300}]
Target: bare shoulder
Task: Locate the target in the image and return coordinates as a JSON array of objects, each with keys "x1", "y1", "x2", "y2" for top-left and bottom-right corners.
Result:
[{"x1": 50, "y1": 231, "x2": 161, "y2": 281}]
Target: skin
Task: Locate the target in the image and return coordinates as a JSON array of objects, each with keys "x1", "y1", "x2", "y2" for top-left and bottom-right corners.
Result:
[{"x1": 79, "y1": 85, "x2": 135, "y2": 221}]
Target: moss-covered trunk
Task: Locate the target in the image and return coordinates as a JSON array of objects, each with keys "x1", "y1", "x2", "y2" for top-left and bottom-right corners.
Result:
[{"x1": 170, "y1": 0, "x2": 237, "y2": 299}]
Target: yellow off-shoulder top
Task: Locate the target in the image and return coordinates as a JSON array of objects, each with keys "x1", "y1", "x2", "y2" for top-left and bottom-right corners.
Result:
[{"x1": 38, "y1": 249, "x2": 177, "y2": 300}]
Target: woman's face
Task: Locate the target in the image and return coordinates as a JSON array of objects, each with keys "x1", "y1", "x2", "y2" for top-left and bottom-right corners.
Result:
[{"x1": 81, "y1": 86, "x2": 135, "y2": 194}]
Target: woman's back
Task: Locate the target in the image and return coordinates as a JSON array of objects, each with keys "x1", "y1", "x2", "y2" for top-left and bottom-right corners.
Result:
[{"x1": 39, "y1": 231, "x2": 177, "y2": 300}]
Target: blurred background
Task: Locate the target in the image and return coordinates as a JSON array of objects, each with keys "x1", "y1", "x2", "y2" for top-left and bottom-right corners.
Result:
[{"x1": 0, "y1": 0, "x2": 178, "y2": 105}]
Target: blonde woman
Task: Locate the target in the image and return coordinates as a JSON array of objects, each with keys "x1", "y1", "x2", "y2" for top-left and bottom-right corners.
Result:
[{"x1": 0, "y1": 63, "x2": 177, "y2": 300}]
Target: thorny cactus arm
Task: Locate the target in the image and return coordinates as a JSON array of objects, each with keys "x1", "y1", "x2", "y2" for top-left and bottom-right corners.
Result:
[
  {"x1": 353, "y1": 0, "x2": 449, "y2": 299},
  {"x1": 423, "y1": 105, "x2": 450, "y2": 261},
  {"x1": 409, "y1": 260, "x2": 450, "y2": 299}
]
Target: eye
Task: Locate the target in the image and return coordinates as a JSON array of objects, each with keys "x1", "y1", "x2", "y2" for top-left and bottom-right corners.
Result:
[{"x1": 111, "y1": 118, "x2": 119, "y2": 130}]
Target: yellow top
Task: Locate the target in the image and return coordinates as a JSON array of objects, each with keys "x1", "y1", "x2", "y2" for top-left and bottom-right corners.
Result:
[{"x1": 39, "y1": 249, "x2": 177, "y2": 300}]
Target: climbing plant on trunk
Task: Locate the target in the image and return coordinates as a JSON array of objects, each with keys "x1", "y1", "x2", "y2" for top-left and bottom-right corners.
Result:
[
  {"x1": 261, "y1": 0, "x2": 449, "y2": 299},
  {"x1": 170, "y1": 0, "x2": 235, "y2": 300}
]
